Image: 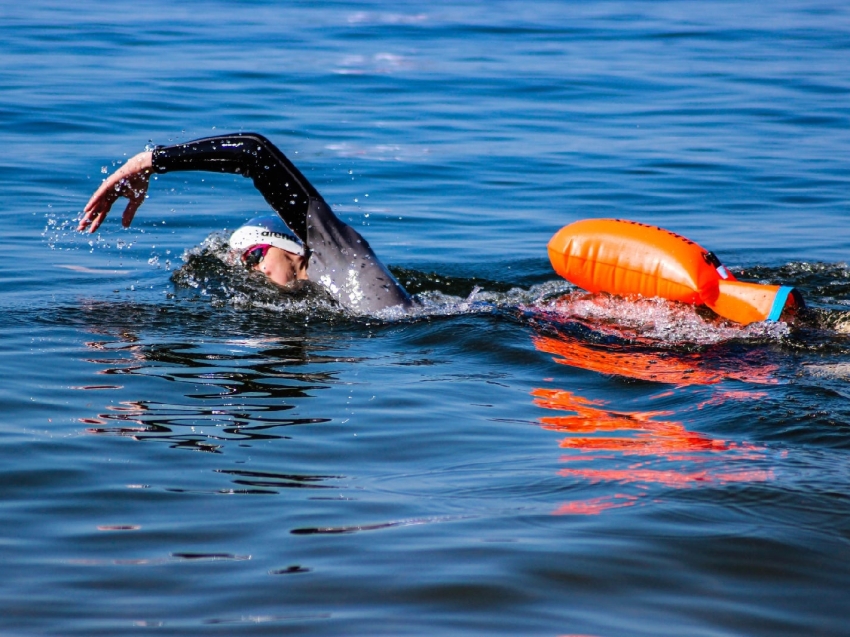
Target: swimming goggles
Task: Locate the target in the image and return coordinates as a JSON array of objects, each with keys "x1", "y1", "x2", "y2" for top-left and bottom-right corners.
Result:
[{"x1": 242, "y1": 244, "x2": 271, "y2": 268}]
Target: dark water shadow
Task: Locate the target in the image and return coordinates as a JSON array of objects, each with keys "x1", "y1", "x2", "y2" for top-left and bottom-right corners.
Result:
[{"x1": 37, "y1": 299, "x2": 363, "y2": 495}]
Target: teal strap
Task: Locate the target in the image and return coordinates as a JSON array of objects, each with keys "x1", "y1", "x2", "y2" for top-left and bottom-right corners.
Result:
[{"x1": 766, "y1": 286, "x2": 794, "y2": 322}]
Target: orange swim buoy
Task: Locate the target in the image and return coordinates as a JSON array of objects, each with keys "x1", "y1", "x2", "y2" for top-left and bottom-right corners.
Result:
[{"x1": 547, "y1": 219, "x2": 803, "y2": 325}]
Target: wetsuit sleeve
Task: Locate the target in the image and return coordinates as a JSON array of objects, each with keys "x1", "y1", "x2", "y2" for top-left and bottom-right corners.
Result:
[{"x1": 151, "y1": 132, "x2": 318, "y2": 241}]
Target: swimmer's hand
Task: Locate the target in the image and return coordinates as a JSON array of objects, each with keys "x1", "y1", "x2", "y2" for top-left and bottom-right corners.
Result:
[{"x1": 79, "y1": 151, "x2": 153, "y2": 233}]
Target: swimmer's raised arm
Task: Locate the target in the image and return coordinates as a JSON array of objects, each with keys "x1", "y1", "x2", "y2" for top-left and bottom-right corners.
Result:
[
  {"x1": 79, "y1": 151, "x2": 153, "y2": 233},
  {"x1": 80, "y1": 133, "x2": 318, "y2": 239},
  {"x1": 152, "y1": 133, "x2": 316, "y2": 241}
]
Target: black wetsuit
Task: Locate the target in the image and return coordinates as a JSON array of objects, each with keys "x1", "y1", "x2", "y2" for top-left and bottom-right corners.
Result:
[{"x1": 151, "y1": 133, "x2": 412, "y2": 314}]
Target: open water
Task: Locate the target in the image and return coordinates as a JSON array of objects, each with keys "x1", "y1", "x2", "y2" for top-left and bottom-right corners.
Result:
[{"x1": 2, "y1": 1, "x2": 850, "y2": 635}]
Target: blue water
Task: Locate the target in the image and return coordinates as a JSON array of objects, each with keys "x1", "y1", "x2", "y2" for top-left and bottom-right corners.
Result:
[{"x1": 3, "y1": 1, "x2": 850, "y2": 634}]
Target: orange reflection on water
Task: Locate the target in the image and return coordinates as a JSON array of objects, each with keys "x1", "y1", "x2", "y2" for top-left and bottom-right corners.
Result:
[
  {"x1": 553, "y1": 494, "x2": 638, "y2": 515},
  {"x1": 557, "y1": 467, "x2": 772, "y2": 488},
  {"x1": 533, "y1": 334, "x2": 777, "y2": 386},
  {"x1": 532, "y1": 350, "x2": 773, "y2": 514},
  {"x1": 532, "y1": 388, "x2": 760, "y2": 459},
  {"x1": 533, "y1": 334, "x2": 721, "y2": 385}
]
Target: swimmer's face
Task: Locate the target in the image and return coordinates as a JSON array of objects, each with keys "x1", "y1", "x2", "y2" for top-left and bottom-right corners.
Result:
[{"x1": 243, "y1": 245, "x2": 308, "y2": 287}]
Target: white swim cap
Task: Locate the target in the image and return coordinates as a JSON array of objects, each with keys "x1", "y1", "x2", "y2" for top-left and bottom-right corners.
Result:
[{"x1": 229, "y1": 215, "x2": 305, "y2": 256}]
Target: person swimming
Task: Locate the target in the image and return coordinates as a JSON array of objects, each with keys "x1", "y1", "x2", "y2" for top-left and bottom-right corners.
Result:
[{"x1": 79, "y1": 132, "x2": 413, "y2": 314}]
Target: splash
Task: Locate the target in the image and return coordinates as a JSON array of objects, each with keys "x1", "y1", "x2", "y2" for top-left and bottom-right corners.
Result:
[
  {"x1": 170, "y1": 232, "x2": 342, "y2": 319},
  {"x1": 65, "y1": 225, "x2": 850, "y2": 355},
  {"x1": 169, "y1": 233, "x2": 560, "y2": 322},
  {"x1": 531, "y1": 290, "x2": 791, "y2": 346}
]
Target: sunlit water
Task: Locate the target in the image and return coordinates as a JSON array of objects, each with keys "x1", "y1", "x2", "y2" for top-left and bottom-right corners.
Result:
[{"x1": 3, "y1": 1, "x2": 850, "y2": 635}]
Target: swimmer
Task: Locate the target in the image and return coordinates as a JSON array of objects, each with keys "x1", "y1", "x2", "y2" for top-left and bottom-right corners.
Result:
[{"x1": 80, "y1": 132, "x2": 413, "y2": 314}]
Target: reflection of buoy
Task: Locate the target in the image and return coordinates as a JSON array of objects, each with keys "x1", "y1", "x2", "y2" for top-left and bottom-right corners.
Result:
[
  {"x1": 547, "y1": 219, "x2": 804, "y2": 325},
  {"x1": 532, "y1": 333, "x2": 778, "y2": 385}
]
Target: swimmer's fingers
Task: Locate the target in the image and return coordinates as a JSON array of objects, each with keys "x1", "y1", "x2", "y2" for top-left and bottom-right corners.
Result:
[
  {"x1": 120, "y1": 186, "x2": 147, "y2": 228},
  {"x1": 79, "y1": 151, "x2": 153, "y2": 233},
  {"x1": 77, "y1": 209, "x2": 103, "y2": 233},
  {"x1": 80, "y1": 181, "x2": 119, "y2": 232}
]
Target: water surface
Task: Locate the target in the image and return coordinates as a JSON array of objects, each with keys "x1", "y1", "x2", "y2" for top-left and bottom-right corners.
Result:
[{"x1": 2, "y1": 1, "x2": 850, "y2": 635}]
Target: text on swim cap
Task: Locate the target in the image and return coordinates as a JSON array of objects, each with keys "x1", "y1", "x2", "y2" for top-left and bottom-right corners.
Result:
[{"x1": 261, "y1": 230, "x2": 299, "y2": 243}]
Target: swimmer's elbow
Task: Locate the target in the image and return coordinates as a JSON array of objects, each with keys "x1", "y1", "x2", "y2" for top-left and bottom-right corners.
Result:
[{"x1": 232, "y1": 132, "x2": 275, "y2": 151}]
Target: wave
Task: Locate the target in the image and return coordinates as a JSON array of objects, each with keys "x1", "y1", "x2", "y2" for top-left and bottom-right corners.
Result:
[{"x1": 167, "y1": 232, "x2": 850, "y2": 348}]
